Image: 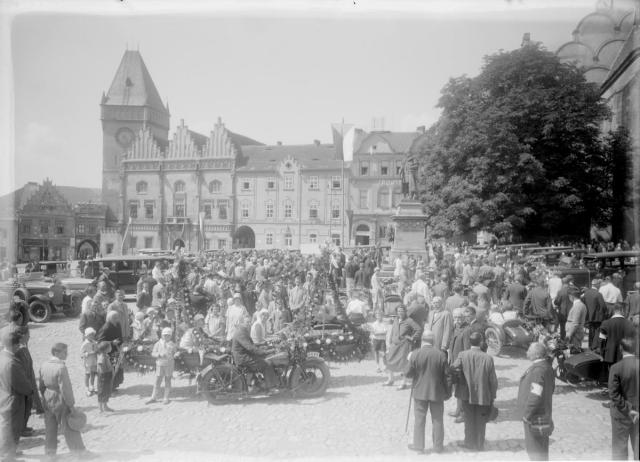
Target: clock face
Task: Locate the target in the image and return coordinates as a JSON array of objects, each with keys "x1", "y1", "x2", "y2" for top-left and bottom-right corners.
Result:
[{"x1": 115, "y1": 127, "x2": 135, "y2": 148}]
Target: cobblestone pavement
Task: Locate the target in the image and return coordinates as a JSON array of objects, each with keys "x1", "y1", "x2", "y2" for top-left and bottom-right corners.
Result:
[{"x1": 18, "y1": 309, "x2": 615, "y2": 462}]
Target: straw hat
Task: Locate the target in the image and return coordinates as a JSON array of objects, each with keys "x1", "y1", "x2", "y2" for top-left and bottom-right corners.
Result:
[{"x1": 66, "y1": 408, "x2": 87, "y2": 432}]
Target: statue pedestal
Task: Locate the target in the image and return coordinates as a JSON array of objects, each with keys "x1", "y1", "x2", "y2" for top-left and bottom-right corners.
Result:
[{"x1": 390, "y1": 198, "x2": 428, "y2": 260}]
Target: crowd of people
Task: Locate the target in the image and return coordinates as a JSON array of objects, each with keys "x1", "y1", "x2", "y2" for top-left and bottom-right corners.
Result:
[{"x1": 0, "y1": 240, "x2": 638, "y2": 461}]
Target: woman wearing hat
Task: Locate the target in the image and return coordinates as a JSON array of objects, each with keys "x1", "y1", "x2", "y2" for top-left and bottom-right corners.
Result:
[{"x1": 146, "y1": 327, "x2": 178, "y2": 405}]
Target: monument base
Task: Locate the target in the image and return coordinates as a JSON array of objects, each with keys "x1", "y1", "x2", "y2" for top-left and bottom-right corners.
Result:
[{"x1": 390, "y1": 198, "x2": 428, "y2": 260}]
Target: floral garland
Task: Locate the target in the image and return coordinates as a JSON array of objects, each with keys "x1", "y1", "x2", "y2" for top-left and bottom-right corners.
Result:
[{"x1": 303, "y1": 328, "x2": 369, "y2": 362}]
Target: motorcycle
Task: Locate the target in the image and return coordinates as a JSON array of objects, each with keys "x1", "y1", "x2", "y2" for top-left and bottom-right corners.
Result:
[
  {"x1": 196, "y1": 333, "x2": 330, "y2": 404},
  {"x1": 546, "y1": 334, "x2": 604, "y2": 386},
  {"x1": 484, "y1": 310, "x2": 538, "y2": 356}
]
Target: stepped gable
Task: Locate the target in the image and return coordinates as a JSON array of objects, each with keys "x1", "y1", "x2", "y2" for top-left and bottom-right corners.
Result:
[
  {"x1": 21, "y1": 179, "x2": 73, "y2": 214},
  {"x1": 102, "y1": 50, "x2": 169, "y2": 115},
  {"x1": 125, "y1": 127, "x2": 165, "y2": 160},
  {"x1": 556, "y1": 0, "x2": 637, "y2": 85}
]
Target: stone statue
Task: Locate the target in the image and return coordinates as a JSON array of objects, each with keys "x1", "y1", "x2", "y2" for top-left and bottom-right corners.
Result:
[{"x1": 400, "y1": 156, "x2": 419, "y2": 200}]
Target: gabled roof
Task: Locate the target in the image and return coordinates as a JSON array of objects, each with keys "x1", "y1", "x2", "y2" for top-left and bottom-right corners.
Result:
[
  {"x1": 102, "y1": 50, "x2": 168, "y2": 115},
  {"x1": 353, "y1": 131, "x2": 420, "y2": 154},
  {"x1": 237, "y1": 144, "x2": 342, "y2": 171},
  {"x1": 0, "y1": 182, "x2": 102, "y2": 218}
]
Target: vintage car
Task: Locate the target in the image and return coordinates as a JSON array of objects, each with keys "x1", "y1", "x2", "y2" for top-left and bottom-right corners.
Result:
[
  {"x1": 84, "y1": 254, "x2": 175, "y2": 295},
  {"x1": 10, "y1": 272, "x2": 92, "y2": 323},
  {"x1": 583, "y1": 250, "x2": 640, "y2": 297}
]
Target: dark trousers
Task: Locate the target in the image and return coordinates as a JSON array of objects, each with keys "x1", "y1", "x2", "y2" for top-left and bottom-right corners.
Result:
[
  {"x1": 587, "y1": 322, "x2": 600, "y2": 349},
  {"x1": 611, "y1": 410, "x2": 639, "y2": 460},
  {"x1": 556, "y1": 313, "x2": 567, "y2": 340},
  {"x1": 524, "y1": 422, "x2": 549, "y2": 460},
  {"x1": 413, "y1": 399, "x2": 444, "y2": 451},
  {"x1": 462, "y1": 402, "x2": 489, "y2": 450},
  {"x1": 44, "y1": 409, "x2": 85, "y2": 456}
]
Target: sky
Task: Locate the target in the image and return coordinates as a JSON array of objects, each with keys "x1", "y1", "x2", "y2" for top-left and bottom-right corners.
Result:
[{"x1": 0, "y1": 0, "x2": 598, "y2": 196}]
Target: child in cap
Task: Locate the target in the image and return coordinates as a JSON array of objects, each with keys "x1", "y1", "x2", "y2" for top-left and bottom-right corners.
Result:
[
  {"x1": 96, "y1": 341, "x2": 114, "y2": 412},
  {"x1": 146, "y1": 327, "x2": 177, "y2": 405},
  {"x1": 80, "y1": 327, "x2": 98, "y2": 396}
]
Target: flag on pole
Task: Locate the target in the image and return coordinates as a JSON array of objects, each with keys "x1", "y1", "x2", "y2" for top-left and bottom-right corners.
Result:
[{"x1": 120, "y1": 217, "x2": 132, "y2": 255}]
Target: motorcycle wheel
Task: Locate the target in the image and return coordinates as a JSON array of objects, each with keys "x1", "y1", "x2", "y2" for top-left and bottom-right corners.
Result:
[
  {"x1": 201, "y1": 364, "x2": 246, "y2": 405},
  {"x1": 28, "y1": 300, "x2": 52, "y2": 323},
  {"x1": 290, "y1": 359, "x2": 330, "y2": 398},
  {"x1": 485, "y1": 327, "x2": 502, "y2": 356}
]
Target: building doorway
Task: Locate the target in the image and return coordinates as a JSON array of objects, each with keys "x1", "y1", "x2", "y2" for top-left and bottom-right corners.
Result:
[
  {"x1": 77, "y1": 239, "x2": 99, "y2": 259},
  {"x1": 234, "y1": 226, "x2": 255, "y2": 249},
  {"x1": 355, "y1": 224, "x2": 370, "y2": 246}
]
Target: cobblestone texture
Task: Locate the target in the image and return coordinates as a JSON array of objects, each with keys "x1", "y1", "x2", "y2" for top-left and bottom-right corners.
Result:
[{"x1": 18, "y1": 307, "x2": 615, "y2": 461}]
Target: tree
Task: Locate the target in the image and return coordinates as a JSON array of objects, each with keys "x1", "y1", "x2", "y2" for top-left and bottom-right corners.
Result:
[{"x1": 417, "y1": 43, "x2": 615, "y2": 241}]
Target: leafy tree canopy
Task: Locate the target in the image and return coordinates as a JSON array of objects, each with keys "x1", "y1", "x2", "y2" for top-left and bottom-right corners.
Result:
[{"x1": 417, "y1": 43, "x2": 619, "y2": 240}]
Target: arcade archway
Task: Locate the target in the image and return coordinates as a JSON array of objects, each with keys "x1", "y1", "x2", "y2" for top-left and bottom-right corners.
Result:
[
  {"x1": 234, "y1": 226, "x2": 255, "y2": 249},
  {"x1": 355, "y1": 224, "x2": 370, "y2": 246},
  {"x1": 76, "y1": 239, "x2": 99, "y2": 259}
]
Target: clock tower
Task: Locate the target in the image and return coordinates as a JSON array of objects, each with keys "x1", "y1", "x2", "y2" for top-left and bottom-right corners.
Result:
[{"x1": 100, "y1": 50, "x2": 170, "y2": 225}]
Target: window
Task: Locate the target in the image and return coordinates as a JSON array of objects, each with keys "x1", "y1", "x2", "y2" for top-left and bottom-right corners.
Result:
[
  {"x1": 266, "y1": 233, "x2": 273, "y2": 245},
  {"x1": 360, "y1": 161, "x2": 369, "y2": 176},
  {"x1": 241, "y1": 201, "x2": 250, "y2": 218},
  {"x1": 377, "y1": 187, "x2": 390, "y2": 209},
  {"x1": 309, "y1": 202, "x2": 318, "y2": 219},
  {"x1": 309, "y1": 176, "x2": 319, "y2": 190},
  {"x1": 76, "y1": 224, "x2": 85, "y2": 234},
  {"x1": 88, "y1": 225, "x2": 97, "y2": 235},
  {"x1": 266, "y1": 178, "x2": 276, "y2": 190},
  {"x1": 106, "y1": 243, "x2": 114, "y2": 254},
  {"x1": 144, "y1": 201, "x2": 155, "y2": 219},
  {"x1": 284, "y1": 232, "x2": 292, "y2": 247},
  {"x1": 381, "y1": 161, "x2": 389, "y2": 176},
  {"x1": 284, "y1": 174, "x2": 294, "y2": 190},
  {"x1": 40, "y1": 221, "x2": 49, "y2": 234},
  {"x1": 331, "y1": 202, "x2": 340, "y2": 219},
  {"x1": 136, "y1": 181, "x2": 148, "y2": 194},
  {"x1": 129, "y1": 201, "x2": 138, "y2": 218},
  {"x1": 130, "y1": 237, "x2": 137, "y2": 249},
  {"x1": 309, "y1": 233, "x2": 317, "y2": 244},
  {"x1": 208, "y1": 180, "x2": 221, "y2": 193},
  {"x1": 331, "y1": 233, "x2": 341, "y2": 246},
  {"x1": 241, "y1": 180, "x2": 251, "y2": 191},
  {"x1": 55, "y1": 221, "x2": 64, "y2": 235},
  {"x1": 284, "y1": 201, "x2": 292, "y2": 218},
  {"x1": 174, "y1": 198, "x2": 186, "y2": 217},
  {"x1": 379, "y1": 225, "x2": 387, "y2": 238},
  {"x1": 174, "y1": 181, "x2": 185, "y2": 193},
  {"x1": 395, "y1": 160, "x2": 403, "y2": 176},
  {"x1": 144, "y1": 237, "x2": 153, "y2": 248},
  {"x1": 203, "y1": 203, "x2": 212, "y2": 220},
  {"x1": 21, "y1": 222, "x2": 31, "y2": 234},
  {"x1": 218, "y1": 200, "x2": 228, "y2": 219},
  {"x1": 331, "y1": 176, "x2": 341, "y2": 189},
  {"x1": 204, "y1": 239, "x2": 210, "y2": 250},
  {"x1": 265, "y1": 201, "x2": 274, "y2": 218},
  {"x1": 218, "y1": 239, "x2": 226, "y2": 250},
  {"x1": 359, "y1": 189, "x2": 369, "y2": 209}
]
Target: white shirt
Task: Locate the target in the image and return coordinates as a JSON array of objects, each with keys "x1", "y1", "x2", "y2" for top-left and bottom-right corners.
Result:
[
  {"x1": 410, "y1": 279, "x2": 432, "y2": 304},
  {"x1": 599, "y1": 282, "x2": 622, "y2": 304},
  {"x1": 81, "y1": 295, "x2": 93, "y2": 313},
  {"x1": 548, "y1": 277, "x2": 563, "y2": 300},
  {"x1": 346, "y1": 299, "x2": 367, "y2": 316}
]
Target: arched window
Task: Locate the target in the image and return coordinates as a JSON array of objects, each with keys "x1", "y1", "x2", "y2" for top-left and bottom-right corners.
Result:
[
  {"x1": 377, "y1": 186, "x2": 389, "y2": 209},
  {"x1": 136, "y1": 181, "x2": 148, "y2": 194},
  {"x1": 284, "y1": 231, "x2": 293, "y2": 247},
  {"x1": 208, "y1": 180, "x2": 221, "y2": 193},
  {"x1": 174, "y1": 181, "x2": 185, "y2": 193}
]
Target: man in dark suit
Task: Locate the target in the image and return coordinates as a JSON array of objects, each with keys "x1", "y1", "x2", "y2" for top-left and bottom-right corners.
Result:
[
  {"x1": 553, "y1": 276, "x2": 573, "y2": 339},
  {"x1": 0, "y1": 327, "x2": 33, "y2": 461},
  {"x1": 452, "y1": 332, "x2": 498, "y2": 451},
  {"x1": 608, "y1": 337, "x2": 638, "y2": 460},
  {"x1": 462, "y1": 306, "x2": 488, "y2": 352},
  {"x1": 598, "y1": 304, "x2": 635, "y2": 385},
  {"x1": 623, "y1": 282, "x2": 640, "y2": 325},
  {"x1": 583, "y1": 279, "x2": 607, "y2": 348},
  {"x1": 449, "y1": 307, "x2": 468, "y2": 423},
  {"x1": 405, "y1": 330, "x2": 451, "y2": 454},
  {"x1": 231, "y1": 315, "x2": 277, "y2": 390},
  {"x1": 518, "y1": 342, "x2": 555, "y2": 460}
]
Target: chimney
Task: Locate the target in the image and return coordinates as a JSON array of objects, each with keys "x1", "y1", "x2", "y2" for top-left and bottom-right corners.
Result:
[
  {"x1": 416, "y1": 126, "x2": 425, "y2": 134},
  {"x1": 277, "y1": 141, "x2": 282, "y2": 146},
  {"x1": 313, "y1": 139, "x2": 320, "y2": 146}
]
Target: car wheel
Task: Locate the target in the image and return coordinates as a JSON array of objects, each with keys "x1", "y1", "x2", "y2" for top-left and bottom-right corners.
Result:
[{"x1": 28, "y1": 300, "x2": 52, "y2": 323}]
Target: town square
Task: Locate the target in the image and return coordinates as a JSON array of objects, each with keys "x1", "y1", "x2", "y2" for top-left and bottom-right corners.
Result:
[{"x1": 0, "y1": 1, "x2": 638, "y2": 461}]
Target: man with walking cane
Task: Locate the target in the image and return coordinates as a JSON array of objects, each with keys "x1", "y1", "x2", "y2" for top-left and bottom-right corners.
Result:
[{"x1": 404, "y1": 330, "x2": 452, "y2": 454}]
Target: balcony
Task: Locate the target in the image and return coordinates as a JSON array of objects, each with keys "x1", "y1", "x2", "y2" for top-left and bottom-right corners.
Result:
[{"x1": 165, "y1": 217, "x2": 191, "y2": 225}]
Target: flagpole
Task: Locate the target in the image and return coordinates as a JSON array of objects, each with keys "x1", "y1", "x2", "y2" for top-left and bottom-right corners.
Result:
[{"x1": 121, "y1": 217, "x2": 132, "y2": 255}]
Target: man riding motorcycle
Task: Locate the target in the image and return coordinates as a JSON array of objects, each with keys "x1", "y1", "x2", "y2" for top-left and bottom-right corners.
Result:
[{"x1": 231, "y1": 315, "x2": 278, "y2": 391}]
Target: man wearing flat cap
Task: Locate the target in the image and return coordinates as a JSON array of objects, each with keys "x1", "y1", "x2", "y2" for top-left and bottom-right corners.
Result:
[{"x1": 405, "y1": 330, "x2": 451, "y2": 454}]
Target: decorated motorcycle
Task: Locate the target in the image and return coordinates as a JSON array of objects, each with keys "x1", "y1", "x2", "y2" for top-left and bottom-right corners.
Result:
[{"x1": 196, "y1": 328, "x2": 330, "y2": 403}]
